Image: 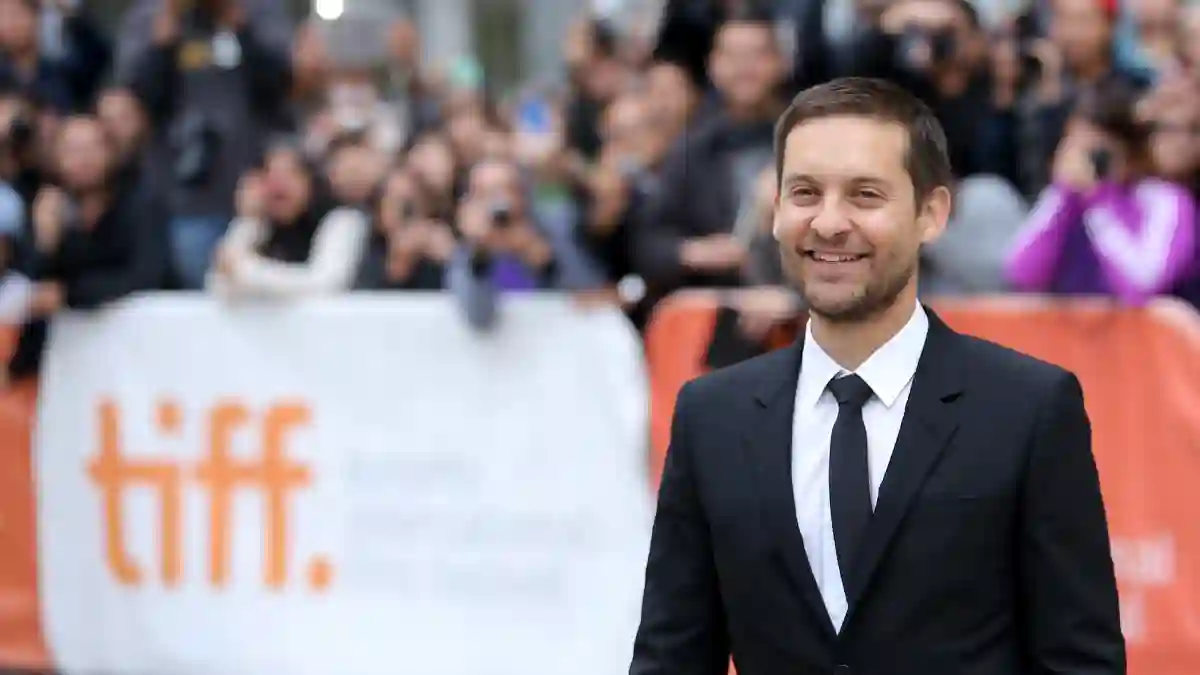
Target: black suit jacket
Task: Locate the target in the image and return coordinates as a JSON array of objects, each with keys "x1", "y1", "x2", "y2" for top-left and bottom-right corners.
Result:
[{"x1": 630, "y1": 309, "x2": 1124, "y2": 675}]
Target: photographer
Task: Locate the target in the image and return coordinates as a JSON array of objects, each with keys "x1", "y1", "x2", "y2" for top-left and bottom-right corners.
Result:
[
  {"x1": 446, "y1": 157, "x2": 559, "y2": 330},
  {"x1": 355, "y1": 165, "x2": 454, "y2": 290},
  {"x1": 0, "y1": 90, "x2": 46, "y2": 210},
  {"x1": 633, "y1": 8, "x2": 786, "y2": 295},
  {"x1": 2, "y1": 115, "x2": 169, "y2": 384},
  {"x1": 118, "y1": 0, "x2": 293, "y2": 290},
  {"x1": 206, "y1": 141, "x2": 368, "y2": 299},
  {"x1": 1017, "y1": 0, "x2": 1150, "y2": 195},
  {"x1": 849, "y1": 0, "x2": 1019, "y2": 183},
  {"x1": 1004, "y1": 80, "x2": 1197, "y2": 305}
]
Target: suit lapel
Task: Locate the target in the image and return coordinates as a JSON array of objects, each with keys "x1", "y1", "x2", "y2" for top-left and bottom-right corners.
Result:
[
  {"x1": 745, "y1": 336, "x2": 838, "y2": 641},
  {"x1": 842, "y1": 309, "x2": 965, "y2": 625}
]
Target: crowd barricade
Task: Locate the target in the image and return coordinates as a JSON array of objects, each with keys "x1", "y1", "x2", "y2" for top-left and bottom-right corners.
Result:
[
  {"x1": 0, "y1": 294, "x2": 652, "y2": 675},
  {"x1": 0, "y1": 292, "x2": 1196, "y2": 674},
  {"x1": 645, "y1": 292, "x2": 1200, "y2": 675}
]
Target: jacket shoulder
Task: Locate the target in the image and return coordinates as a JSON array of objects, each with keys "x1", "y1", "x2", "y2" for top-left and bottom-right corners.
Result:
[
  {"x1": 954, "y1": 332, "x2": 1078, "y2": 394},
  {"x1": 677, "y1": 346, "x2": 795, "y2": 408}
]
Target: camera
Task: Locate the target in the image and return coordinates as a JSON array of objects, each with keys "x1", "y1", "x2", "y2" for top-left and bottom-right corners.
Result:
[
  {"x1": 1089, "y1": 148, "x2": 1112, "y2": 179},
  {"x1": 490, "y1": 200, "x2": 513, "y2": 229},
  {"x1": 899, "y1": 25, "x2": 957, "y2": 69}
]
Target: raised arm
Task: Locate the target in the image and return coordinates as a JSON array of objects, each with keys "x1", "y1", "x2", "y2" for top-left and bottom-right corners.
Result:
[
  {"x1": 1082, "y1": 180, "x2": 1197, "y2": 305},
  {"x1": 1004, "y1": 186, "x2": 1084, "y2": 292}
]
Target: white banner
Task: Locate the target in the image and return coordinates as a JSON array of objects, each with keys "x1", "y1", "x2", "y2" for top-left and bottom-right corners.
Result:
[{"x1": 35, "y1": 294, "x2": 652, "y2": 675}]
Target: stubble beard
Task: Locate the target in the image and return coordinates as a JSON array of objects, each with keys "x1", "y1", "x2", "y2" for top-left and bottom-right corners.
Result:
[{"x1": 783, "y1": 250, "x2": 916, "y2": 325}]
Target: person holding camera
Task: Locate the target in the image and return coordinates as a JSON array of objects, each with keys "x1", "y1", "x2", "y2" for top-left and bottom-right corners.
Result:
[
  {"x1": 1004, "y1": 80, "x2": 1197, "y2": 305},
  {"x1": 446, "y1": 157, "x2": 561, "y2": 330},
  {"x1": 118, "y1": 0, "x2": 293, "y2": 290},
  {"x1": 850, "y1": 0, "x2": 1019, "y2": 183},
  {"x1": 354, "y1": 165, "x2": 454, "y2": 291},
  {"x1": 1, "y1": 115, "x2": 169, "y2": 385},
  {"x1": 206, "y1": 141, "x2": 367, "y2": 300}
]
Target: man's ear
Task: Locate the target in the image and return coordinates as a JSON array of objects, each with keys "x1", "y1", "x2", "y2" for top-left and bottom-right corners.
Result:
[
  {"x1": 918, "y1": 184, "x2": 952, "y2": 244},
  {"x1": 772, "y1": 191, "x2": 784, "y2": 241}
]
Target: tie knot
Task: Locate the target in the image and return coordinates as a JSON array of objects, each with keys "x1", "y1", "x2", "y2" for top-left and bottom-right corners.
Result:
[{"x1": 828, "y1": 374, "x2": 873, "y2": 407}]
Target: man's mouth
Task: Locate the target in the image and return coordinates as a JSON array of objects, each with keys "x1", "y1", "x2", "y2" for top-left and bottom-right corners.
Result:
[{"x1": 804, "y1": 251, "x2": 868, "y2": 263}]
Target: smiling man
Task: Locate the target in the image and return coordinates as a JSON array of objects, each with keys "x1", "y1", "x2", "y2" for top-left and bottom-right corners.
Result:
[{"x1": 629, "y1": 77, "x2": 1124, "y2": 675}]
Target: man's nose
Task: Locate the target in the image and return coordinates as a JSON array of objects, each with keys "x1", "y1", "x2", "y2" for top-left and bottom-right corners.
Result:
[{"x1": 809, "y1": 199, "x2": 853, "y2": 239}]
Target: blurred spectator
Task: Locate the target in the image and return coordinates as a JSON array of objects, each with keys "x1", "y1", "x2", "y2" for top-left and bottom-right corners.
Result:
[
  {"x1": 1114, "y1": 0, "x2": 1181, "y2": 83},
  {"x1": 119, "y1": 0, "x2": 293, "y2": 290},
  {"x1": 633, "y1": 8, "x2": 787, "y2": 297},
  {"x1": 405, "y1": 131, "x2": 460, "y2": 221},
  {"x1": 96, "y1": 85, "x2": 156, "y2": 197},
  {"x1": 2, "y1": 115, "x2": 169, "y2": 383},
  {"x1": 1181, "y1": 0, "x2": 1200, "y2": 70},
  {"x1": 564, "y1": 16, "x2": 633, "y2": 162},
  {"x1": 1138, "y1": 69, "x2": 1200, "y2": 189},
  {"x1": 355, "y1": 165, "x2": 455, "y2": 290},
  {"x1": 325, "y1": 133, "x2": 387, "y2": 209},
  {"x1": 0, "y1": 90, "x2": 42, "y2": 209},
  {"x1": 447, "y1": 156, "x2": 562, "y2": 330},
  {"x1": 1017, "y1": 0, "x2": 1151, "y2": 195},
  {"x1": 206, "y1": 140, "x2": 368, "y2": 299},
  {"x1": 1004, "y1": 80, "x2": 1198, "y2": 305},
  {"x1": 0, "y1": 0, "x2": 99, "y2": 114},
  {"x1": 575, "y1": 86, "x2": 684, "y2": 326},
  {"x1": 643, "y1": 60, "x2": 703, "y2": 145},
  {"x1": 850, "y1": 0, "x2": 1020, "y2": 183}
]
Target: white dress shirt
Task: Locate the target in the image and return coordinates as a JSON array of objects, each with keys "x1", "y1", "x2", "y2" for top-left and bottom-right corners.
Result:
[{"x1": 791, "y1": 303, "x2": 930, "y2": 632}]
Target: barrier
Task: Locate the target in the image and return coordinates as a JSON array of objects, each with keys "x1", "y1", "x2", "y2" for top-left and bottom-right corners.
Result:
[
  {"x1": 0, "y1": 294, "x2": 652, "y2": 675},
  {"x1": 645, "y1": 292, "x2": 1200, "y2": 675},
  {"x1": 1, "y1": 293, "x2": 1197, "y2": 673}
]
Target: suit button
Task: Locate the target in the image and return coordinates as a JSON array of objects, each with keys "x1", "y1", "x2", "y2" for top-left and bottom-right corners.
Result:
[{"x1": 834, "y1": 666, "x2": 852, "y2": 675}]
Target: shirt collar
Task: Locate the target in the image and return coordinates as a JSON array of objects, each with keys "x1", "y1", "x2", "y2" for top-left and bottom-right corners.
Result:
[{"x1": 797, "y1": 303, "x2": 930, "y2": 411}]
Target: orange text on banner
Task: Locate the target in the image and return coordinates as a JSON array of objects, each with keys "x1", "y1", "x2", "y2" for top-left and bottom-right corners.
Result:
[{"x1": 89, "y1": 398, "x2": 332, "y2": 592}]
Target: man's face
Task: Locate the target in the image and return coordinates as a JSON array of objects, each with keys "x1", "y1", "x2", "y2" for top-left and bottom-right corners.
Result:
[
  {"x1": 97, "y1": 90, "x2": 147, "y2": 161},
  {"x1": 1050, "y1": 0, "x2": 1113, "y2": 71},
  {"x1": 773, "y1": 116, "x2": 947, "y2": 323},
  {"x1": 469, "y1": 160, "x2": 522, "y2": 216},
  {"x1": 603, "y1": 94, "x2": 659, "y2": 168},
  {"x1": 645, "y1": 62, "x2": 698, "y2": 134},
  {"x1": 709, "y1": 22, "x2": 785, "y2": 111},
  {"x1": 57, "y1": 119, "x2": 111, "y2": 192}
]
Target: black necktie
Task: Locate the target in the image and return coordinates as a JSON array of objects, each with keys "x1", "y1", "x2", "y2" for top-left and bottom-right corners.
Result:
[{"x1": 828, "y1": 374, "x2": 874, "y2": 594}]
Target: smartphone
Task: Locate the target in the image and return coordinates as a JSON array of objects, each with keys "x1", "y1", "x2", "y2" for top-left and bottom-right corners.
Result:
[
  {"x1": 1089, "y1": 148, "x2": 1112, "y2": 180},
  {"x1": 517, "y1": 98, "x2": 553, "y2": 136}
]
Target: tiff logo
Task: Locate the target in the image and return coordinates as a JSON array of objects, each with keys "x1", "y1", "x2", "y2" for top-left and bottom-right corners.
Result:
[{"x1": 88, "y1": 398, "x2": 333, "y2": 591}]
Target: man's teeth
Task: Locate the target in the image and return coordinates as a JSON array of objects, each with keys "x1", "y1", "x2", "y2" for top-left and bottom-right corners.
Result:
[{"x1": 811, "y1": 253, "x2": 864, "y2": 262}]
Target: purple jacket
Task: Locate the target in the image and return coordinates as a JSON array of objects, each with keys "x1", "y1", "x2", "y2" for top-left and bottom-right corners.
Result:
[{"x1": 1004, "y1": 179, "x2": 1198, "y2": 305}]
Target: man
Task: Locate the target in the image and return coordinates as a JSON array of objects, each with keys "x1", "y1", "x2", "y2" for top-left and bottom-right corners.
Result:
[
  {"x1": 629, "y1": 77, "x2": 1124, "y2": 675},
  {"x1": 633, "y1": 7, "x2": 787, "y2": 295},
  {"x1": 118, "y1": 0, "x2": 292, "y2": 289},
  {"x1": 2, "y1": 115, "x2": 168, "y2": 385}
]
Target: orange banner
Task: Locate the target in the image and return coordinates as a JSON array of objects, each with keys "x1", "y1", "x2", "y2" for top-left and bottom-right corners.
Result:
[{"x1": 645, "y1": 293, "x2": 1200, "y2": 674}]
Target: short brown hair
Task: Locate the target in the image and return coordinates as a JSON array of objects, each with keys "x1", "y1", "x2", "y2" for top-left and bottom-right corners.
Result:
[{"x1": 773, "y1": 77, "x2": 953, "y2": 202}]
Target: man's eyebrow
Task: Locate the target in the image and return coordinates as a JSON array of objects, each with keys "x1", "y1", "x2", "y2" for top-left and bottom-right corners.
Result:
[{"x1": 780, "y1": 173, "x2": 892, "y2": 187}]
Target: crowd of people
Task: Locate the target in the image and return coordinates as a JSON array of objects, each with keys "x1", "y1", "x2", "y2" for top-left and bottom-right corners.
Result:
[{"x1": 0, "y1": 0, "x2": 1198, "y2": 383}]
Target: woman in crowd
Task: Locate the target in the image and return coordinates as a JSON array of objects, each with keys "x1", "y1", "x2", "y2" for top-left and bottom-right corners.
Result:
[
  {"x1": 355, "y1": 165, "x2": 455, "y2": 290},
  {"x1": 206, "y1": 141, "x2": 369, "y2": 299},
  {"x1": 1004, "y1": 80, "x2": 1198, "y2": 305}
]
